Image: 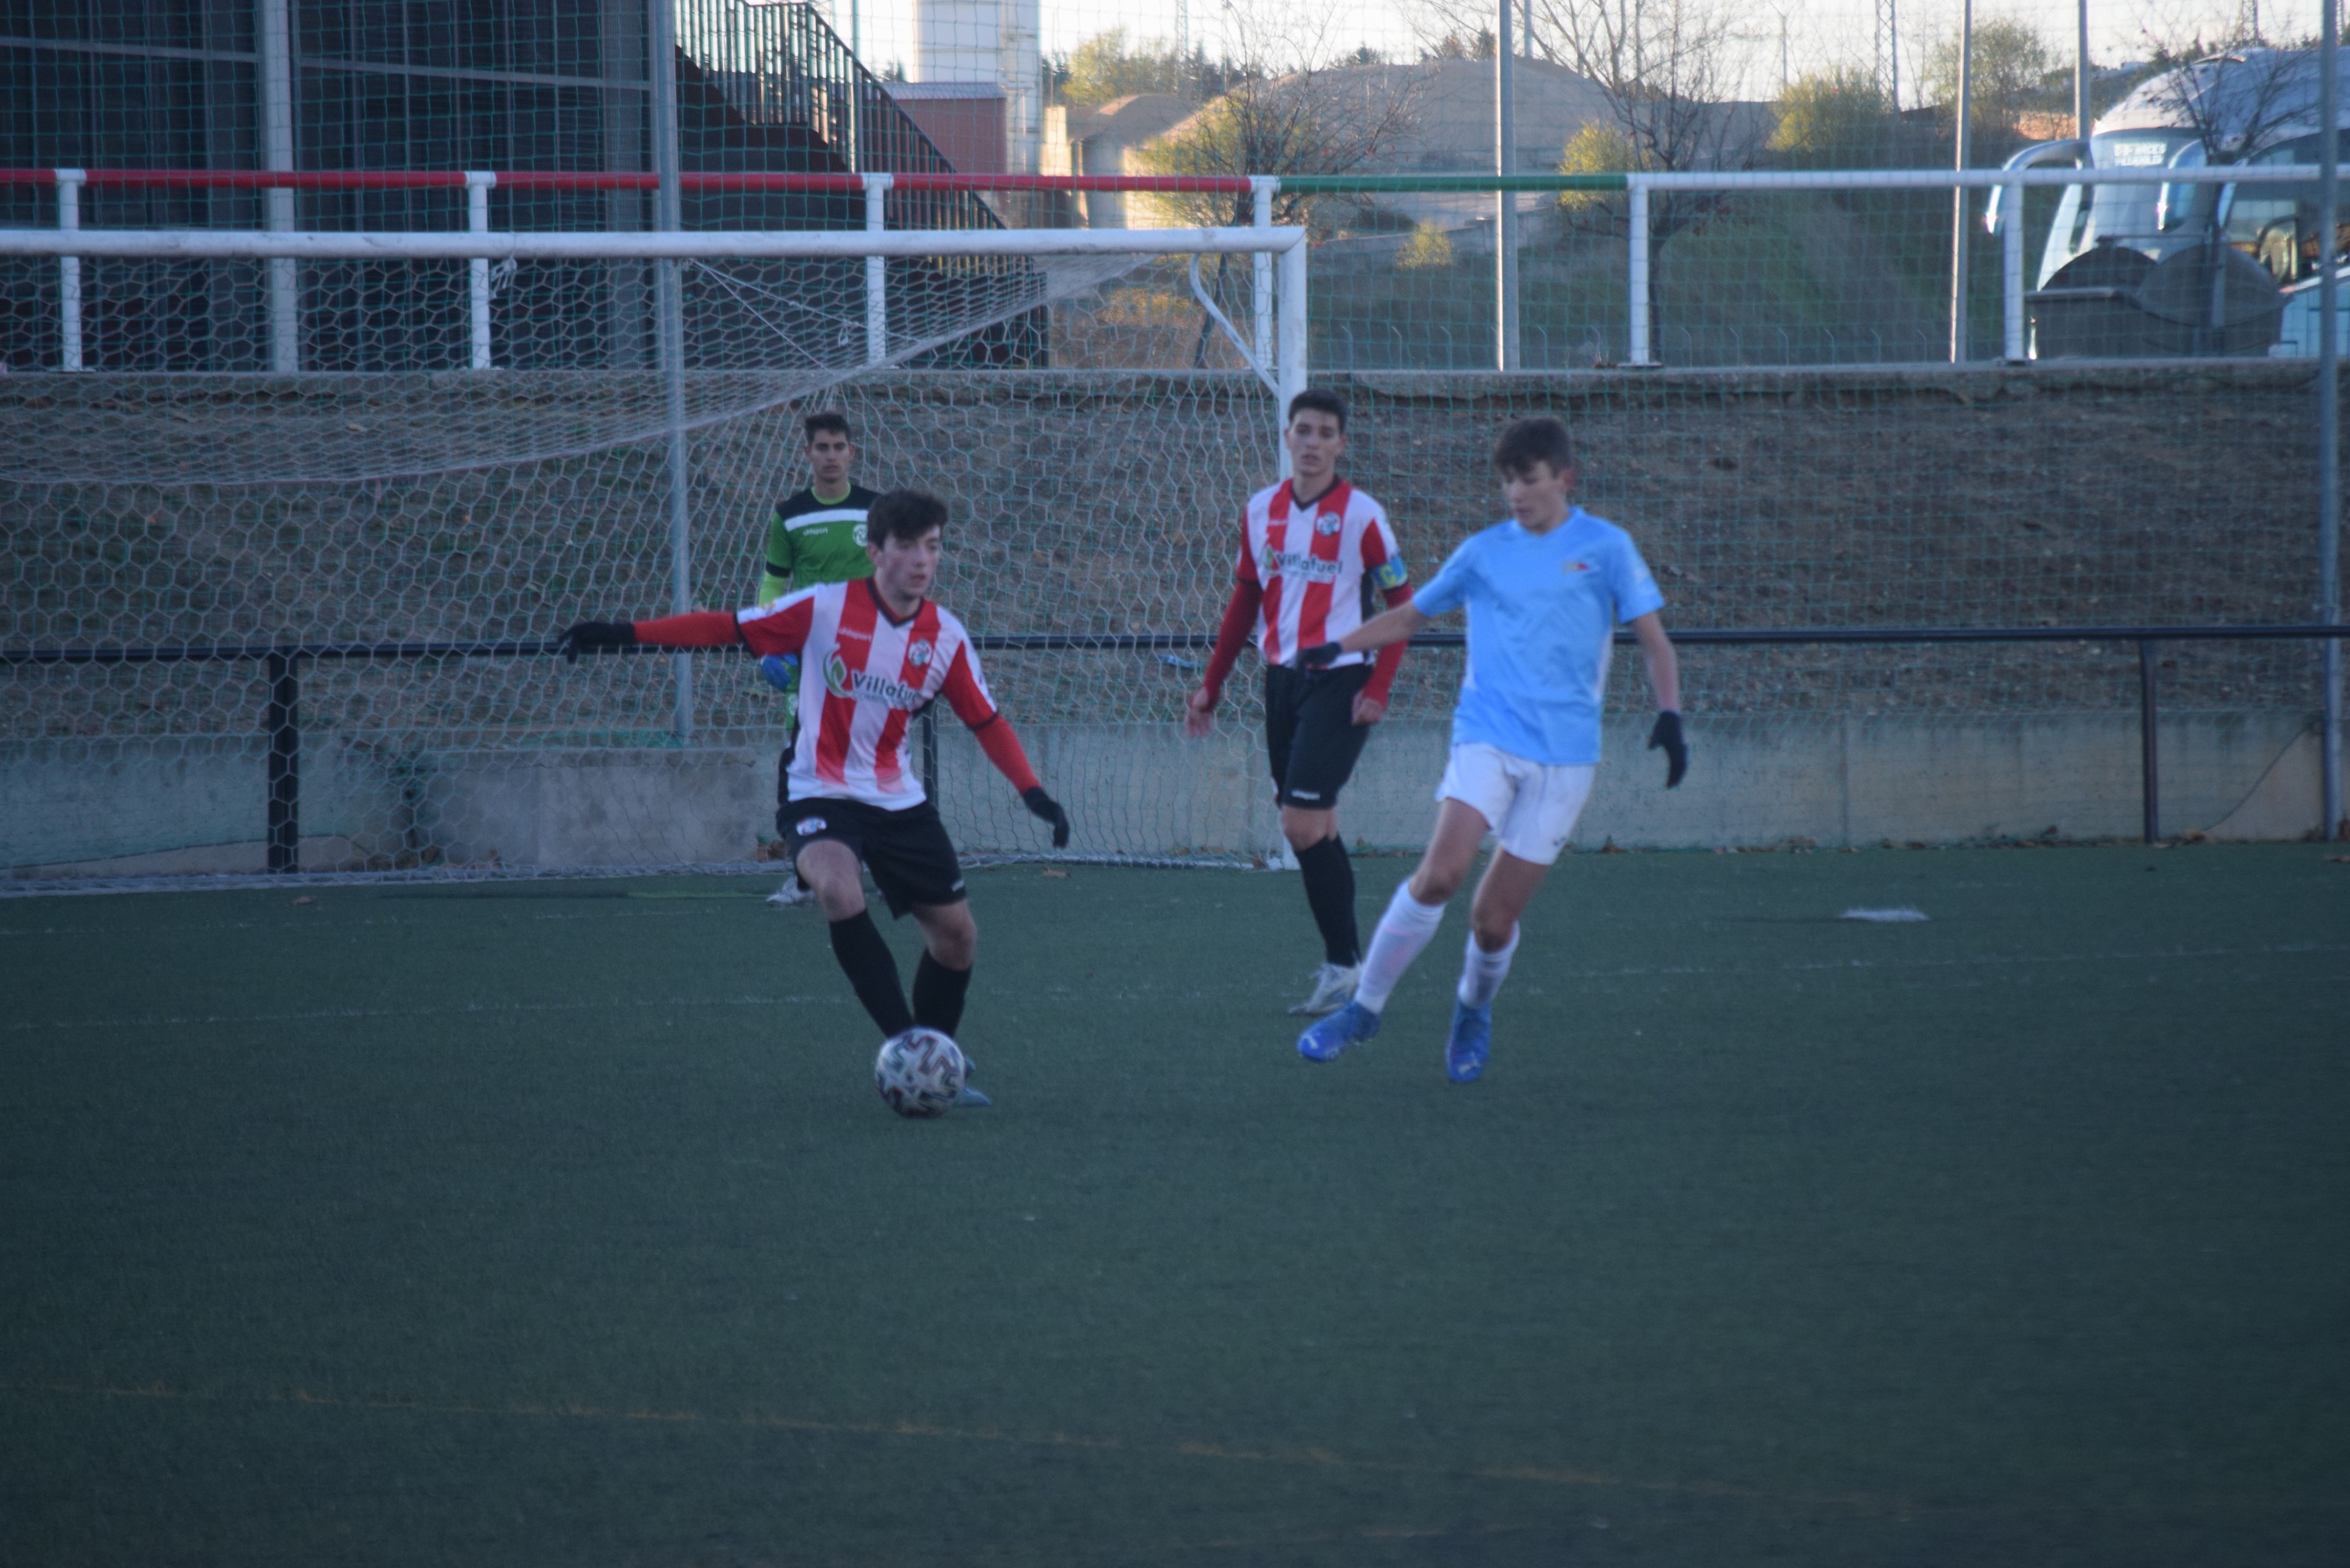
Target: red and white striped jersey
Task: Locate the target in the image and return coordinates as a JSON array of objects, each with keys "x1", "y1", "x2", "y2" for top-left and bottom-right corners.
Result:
[
  {"x1": 1234, "y1": 479, "x2": 1407, "y2": 668},
  {"x1": 737, "y1": 580, "x2": 999, "y2": 809}
]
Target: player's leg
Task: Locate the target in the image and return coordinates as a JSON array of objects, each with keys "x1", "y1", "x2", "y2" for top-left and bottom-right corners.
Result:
[
  {"x1": 768, "y1": 712, "x2": 815, "y2": 908},
  {"x1": 791, "y1": 824, "x2": 917, "y2": 1039},
  {"x1": 865, "y1": 802, "x2": 994, "y2": 1106},
  {"x1": 1443, "y1": 760, "x2": 1594, "y2": 1082},
  {"x1": 1295, "y1": 786, "x2": 1492, "y2": 1063},
  {"x1": 1275, "y1": 665, "x2": 1376, "y2": 1015}
]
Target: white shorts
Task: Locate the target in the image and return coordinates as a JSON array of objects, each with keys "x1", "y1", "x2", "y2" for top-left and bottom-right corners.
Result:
[{"x1": 1435, "y1": 743, "x2": 1596, "y2": 867}]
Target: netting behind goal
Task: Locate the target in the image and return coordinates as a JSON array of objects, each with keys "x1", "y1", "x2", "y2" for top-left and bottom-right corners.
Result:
[{"x1": 3, "y1": 234, "x2": 2341, "y2": 883}]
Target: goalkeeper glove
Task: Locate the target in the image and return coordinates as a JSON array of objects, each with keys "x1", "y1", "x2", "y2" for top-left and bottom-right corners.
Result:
[
  {"x1": 1647, "y1": 710, "x2": 1689, "y2": 788},
  {"x1": 1022, "y1": 786, "x2": 1071, "y2": 848},
  {"x1": 557, "y1": 620, "x2": 637, "y2": 662},
  {"x1": 1296, "y1": 642, "x2": 1343, "y2": 668},
  {"x1": 757, "y1": 653, "x2": 800, "y2": 693}
]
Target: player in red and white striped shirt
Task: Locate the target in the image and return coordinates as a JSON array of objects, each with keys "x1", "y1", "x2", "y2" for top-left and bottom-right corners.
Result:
[
  {"x1": 1185, "y1": 389, "x2": 1414, "y2": 1018},
  {"x1": 560, "y1": 490, "x2": 1068, "y2": 1105}
]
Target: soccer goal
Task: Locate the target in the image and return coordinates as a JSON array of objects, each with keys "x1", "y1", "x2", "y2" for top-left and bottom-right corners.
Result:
[{"x1": 0, "y1": 213, "x2": 1308, "y2": 883}]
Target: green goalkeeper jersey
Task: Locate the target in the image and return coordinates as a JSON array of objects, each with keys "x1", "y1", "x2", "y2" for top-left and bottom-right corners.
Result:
[{"x1": 761, "y1": 483, "x2": 878, "y2": 603}]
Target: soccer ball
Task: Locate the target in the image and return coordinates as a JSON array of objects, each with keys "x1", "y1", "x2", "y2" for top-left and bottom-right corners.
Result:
[{"x1": 874, "y1": 1028, "x2": 967, "y2": 1119}]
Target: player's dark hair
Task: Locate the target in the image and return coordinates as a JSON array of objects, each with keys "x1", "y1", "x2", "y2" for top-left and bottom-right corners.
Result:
[
  {"x1": 802, "y1": 410, "x2": 853, "y2": 443},
  {"x1": 1492, "y1": 416, "x2": 1575, "y2": 477},
  {"x1": 1286, "y1": 388, "x2": 1348, "y2": 430},
  {"x1": 866, "y1": 488, "x2": 948, "y2": 548}
]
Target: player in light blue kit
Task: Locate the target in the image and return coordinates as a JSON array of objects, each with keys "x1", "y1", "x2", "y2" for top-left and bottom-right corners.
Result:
[{"x1": 1293, "y1": 416, "x2": 1688, "y2": 1081}]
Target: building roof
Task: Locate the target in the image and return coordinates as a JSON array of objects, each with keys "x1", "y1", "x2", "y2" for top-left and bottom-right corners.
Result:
[{"x1": 1064, "y1": 93, "x2": 1198, "y2": 147}]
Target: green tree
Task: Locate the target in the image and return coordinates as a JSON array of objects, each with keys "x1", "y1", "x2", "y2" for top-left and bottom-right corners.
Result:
[
  {"x1": 1921, "y1": 19, "x2": 2054, "y2": 140},
  {"x1": 1769, "y1": 67, "x2": 1893, "y2": 167}
]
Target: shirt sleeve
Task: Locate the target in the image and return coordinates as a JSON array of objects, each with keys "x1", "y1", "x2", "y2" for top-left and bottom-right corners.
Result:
[
  {"x1": 938, "y1": 641, "x2": 1001, "y2": 728},
  {"x1": 1411, "y1": 538, "x2": 1480, "y2": 619},
  {"x1": 735, "y1": 590, "x2": 818, "y2": 656},
  {"x1": 762, "y1": 508, "x2": 795, "y2": 602},
  {"x1": 1360, "y1": 509, "x2": 1408, "y2": 591},
  {"x1": 1231, "y1": 512, "x2": 1259, "y2": 585},
  {"x1": 1608, "y1": 532, "x2": 1667, "y2": 624}
]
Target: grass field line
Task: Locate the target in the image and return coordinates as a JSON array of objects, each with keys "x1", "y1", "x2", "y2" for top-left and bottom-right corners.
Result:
[
  {"x1": 0, "y1": 906, "x2": 736, "y2": 939},
  {"x1": 5, "y1": 1377, "x2": 2339, "y2": 1524},
  {"x1": 7, "y1": 941, "x2": 2343, "y2": 1035},
  {"x1": 3, "y1": 993, "x2": 850, "y2": 1032}
]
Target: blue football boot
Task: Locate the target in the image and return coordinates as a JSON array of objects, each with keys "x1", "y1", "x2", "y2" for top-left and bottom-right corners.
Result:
[
  {"x1": 1444, "y1": 1000, "x2": 1492, "y2": 1083},
  {"x1": 1297, "y1": 1000, "x2": 1381, "y2": 1062}
]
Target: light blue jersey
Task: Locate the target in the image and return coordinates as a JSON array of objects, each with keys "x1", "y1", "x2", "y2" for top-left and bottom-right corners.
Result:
[{"x1": 1413, "y1": 508, "x2": 1665, "y2": 766}]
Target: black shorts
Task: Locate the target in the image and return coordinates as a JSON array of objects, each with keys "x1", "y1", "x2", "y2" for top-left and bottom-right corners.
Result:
[
  {"x1": 1264, "y1": 662, "x2": 1374, "y2": 810},
  {"x1": 779, "y1": 795, "x2": 967, "y2": 918}
]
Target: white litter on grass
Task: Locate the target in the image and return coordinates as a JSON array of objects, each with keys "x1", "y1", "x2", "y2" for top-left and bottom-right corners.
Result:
[{"x1": 1841, "y1": 907, "x2": 1929, "y2": 923}]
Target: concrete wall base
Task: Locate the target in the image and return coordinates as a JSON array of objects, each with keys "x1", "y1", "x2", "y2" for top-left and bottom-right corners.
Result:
[{"x1": 5, "y1": 711, "x2": 2328, "y2": 876}]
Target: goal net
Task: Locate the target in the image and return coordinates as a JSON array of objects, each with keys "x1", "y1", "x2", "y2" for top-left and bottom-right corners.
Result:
[{"x1": 1, "y1": 222, "x2": 1306, "y2": 883}]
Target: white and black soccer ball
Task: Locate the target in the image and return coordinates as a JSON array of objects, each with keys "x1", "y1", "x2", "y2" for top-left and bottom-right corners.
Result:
[{"x1": 874, "y1": 1027, "x2": 967, "y2": 1119}]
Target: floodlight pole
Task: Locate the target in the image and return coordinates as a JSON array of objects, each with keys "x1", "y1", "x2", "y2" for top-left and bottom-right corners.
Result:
[
  {"x1": 2321, "y1": 19, "x2": 2344, "y2": 838},
  {"x1": 2074, "y1": 0, "x2": 2090, "y2": 140},
  {"x1": 650, "y1": 0, "x2": 694, "y2": 743},
  {"x1": 1948, "y1": 0, "x2": 1973, "y2": 362},
  {"x1": 1495, "y1": 0, "x2": 1521, "y2": 371}
]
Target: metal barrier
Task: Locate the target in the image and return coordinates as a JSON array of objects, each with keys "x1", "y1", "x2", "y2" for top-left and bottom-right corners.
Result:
[{"x1": 9, "y1": 622, "x2": 2344, "y2": 869}]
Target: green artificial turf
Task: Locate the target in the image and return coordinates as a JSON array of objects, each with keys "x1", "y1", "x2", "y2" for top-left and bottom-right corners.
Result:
[{"x1": 2, "y1": 846, "x2": 2345, "y2": 1565}]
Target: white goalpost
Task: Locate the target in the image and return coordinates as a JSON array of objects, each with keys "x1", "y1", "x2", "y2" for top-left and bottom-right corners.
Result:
[{"x1": 0, "y1": 221, "x2": 1312, "y2": 882}]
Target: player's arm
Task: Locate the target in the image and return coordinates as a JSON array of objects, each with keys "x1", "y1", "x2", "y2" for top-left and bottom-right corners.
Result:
[
  {"x1": 558, "y1": 599, "x2": 813, "y2": 659},
  {"x1": 758, "y1": 506, "x2": 795, "y2": 606},
  {"x1": 1186, "y1": 516, "x2": 1264, "y2": 738},
  {"x1": 1351, "y1": 582, "x2": 1415, "y2": 727},
  {"x1": 1184, "y1": 577, "x2": 1263, "y2": 737},
  {"x1": 941, "y1": 647, "x2": 1070, "y2": 847},
  {"x1": 1298, "y1": 598, "x2": 1432, "y2": 666},
  {"x1": 1631, "y1": 610, "x2": 1688, "y2": 787}
]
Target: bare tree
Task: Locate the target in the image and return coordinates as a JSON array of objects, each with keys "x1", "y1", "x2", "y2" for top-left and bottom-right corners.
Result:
[
  {"x1": 1133, "y1": 5, "x2": 1424, "y2": 364},
  {"x1": 1411, "y1": 0, "x2": 1768, "y2": 352}
]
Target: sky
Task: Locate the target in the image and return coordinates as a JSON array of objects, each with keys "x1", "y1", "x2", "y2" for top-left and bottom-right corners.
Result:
[{"x1": 824, "y1": 0, "x2": 2282, "y2": 108}]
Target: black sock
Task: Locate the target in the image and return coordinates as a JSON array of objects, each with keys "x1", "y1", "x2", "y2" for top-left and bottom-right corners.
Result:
[
  {"x1": 828, "y1": 910, "x2": 913, "y2": 1036},
  {"x1": 911, "y1": 951, "x2": 973, "y2": 1037},
  {"x1": 1295, "y1": 835, "x2": 1360, "y2": 967}
]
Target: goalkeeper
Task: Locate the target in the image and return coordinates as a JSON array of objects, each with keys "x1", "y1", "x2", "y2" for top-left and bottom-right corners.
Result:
[
  {"x1": 1294, "y1": 416, "x2": 1688, "y2": 1083},
  {"x1": 561, "y1": 489, "x2": 1070, "y2": 1108},
  {"x1": 759, "y1": 411, "x2": 880, "y2": 908}
]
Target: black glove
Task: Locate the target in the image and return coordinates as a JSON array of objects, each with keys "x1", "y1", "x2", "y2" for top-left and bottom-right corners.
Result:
[
  {"x1": 1022, "y1": 786, "x2": 1071, "y2": 848},
  {"x1": 557, "y1": 620, "x2": 637, "y2": 662},
  {"x1": 1648, "y1": 710, "x2": 1689, "y2": 788},
  {"x1": 1296, "y1": 642, "x2": 1344, "y2": 668}
]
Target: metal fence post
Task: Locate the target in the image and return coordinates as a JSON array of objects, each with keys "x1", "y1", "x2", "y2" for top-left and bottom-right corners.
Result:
[
  {"x1": 466, "y1": 171, "x2": 496, "y2": 370},
  {"x1": 2001, "y1": 172, "x2": 2026, "y2": 362},
  {"x1": 54, "y1": 169, "x2": 83, "y2": 372},
  {"x1": 651, "y1": 0, "x2": 693, "y2": 743},
  {"x1": 1626, "y1": 179, "x2": 1656, "y2": 366},
  {"x1": 259, "y1": 0, "x2": 298, "y2": 374},
  {"x1": 920, "y1": 707, "x2": 938, "y2": 802},
  {"x1": 1250, "y1": 176, "x2": 1275, "y2": 375},
  {"x1": 2320, "y1": 6, "x2": 2344, "y2": 839},
  {"x1": 264, "y1": 648, "x2": 302, "y2": 873},
  {"x1": 2138, "y1": 639, "x2": 2160, "y2": 845},
  {"x1": 1494, "y1": 0, "x2": 1520, "y2": 371},
  {"x1": 864, "y1": 172, "x2": 891, "y2": 365}
]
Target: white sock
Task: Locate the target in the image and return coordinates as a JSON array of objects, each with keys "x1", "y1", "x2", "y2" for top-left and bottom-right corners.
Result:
[
  {"x1": 1355, "y1": 882, "x2": 1447, "y2": 1013},
  {"x1": 1457, "y1": 924, "x2": 1520, "y2": 1010}
]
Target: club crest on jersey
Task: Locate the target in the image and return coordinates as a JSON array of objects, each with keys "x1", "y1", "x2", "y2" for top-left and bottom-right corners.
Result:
[
  {"x1": 794, "y1": 816, "x2": 827, "y2": 836},
  {"x1": 851, "y1": 523, "x2": 868, "y2": 547},
  {"x1": 1563, "y1": 560, "x2": 1593, "y2": 574},
  {"x1": 906, "y1": 639, "x2": 934, "y2": 668},
  {"x1": 1314, "y1": 513, "x2": 1342, "y2": 537}
]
